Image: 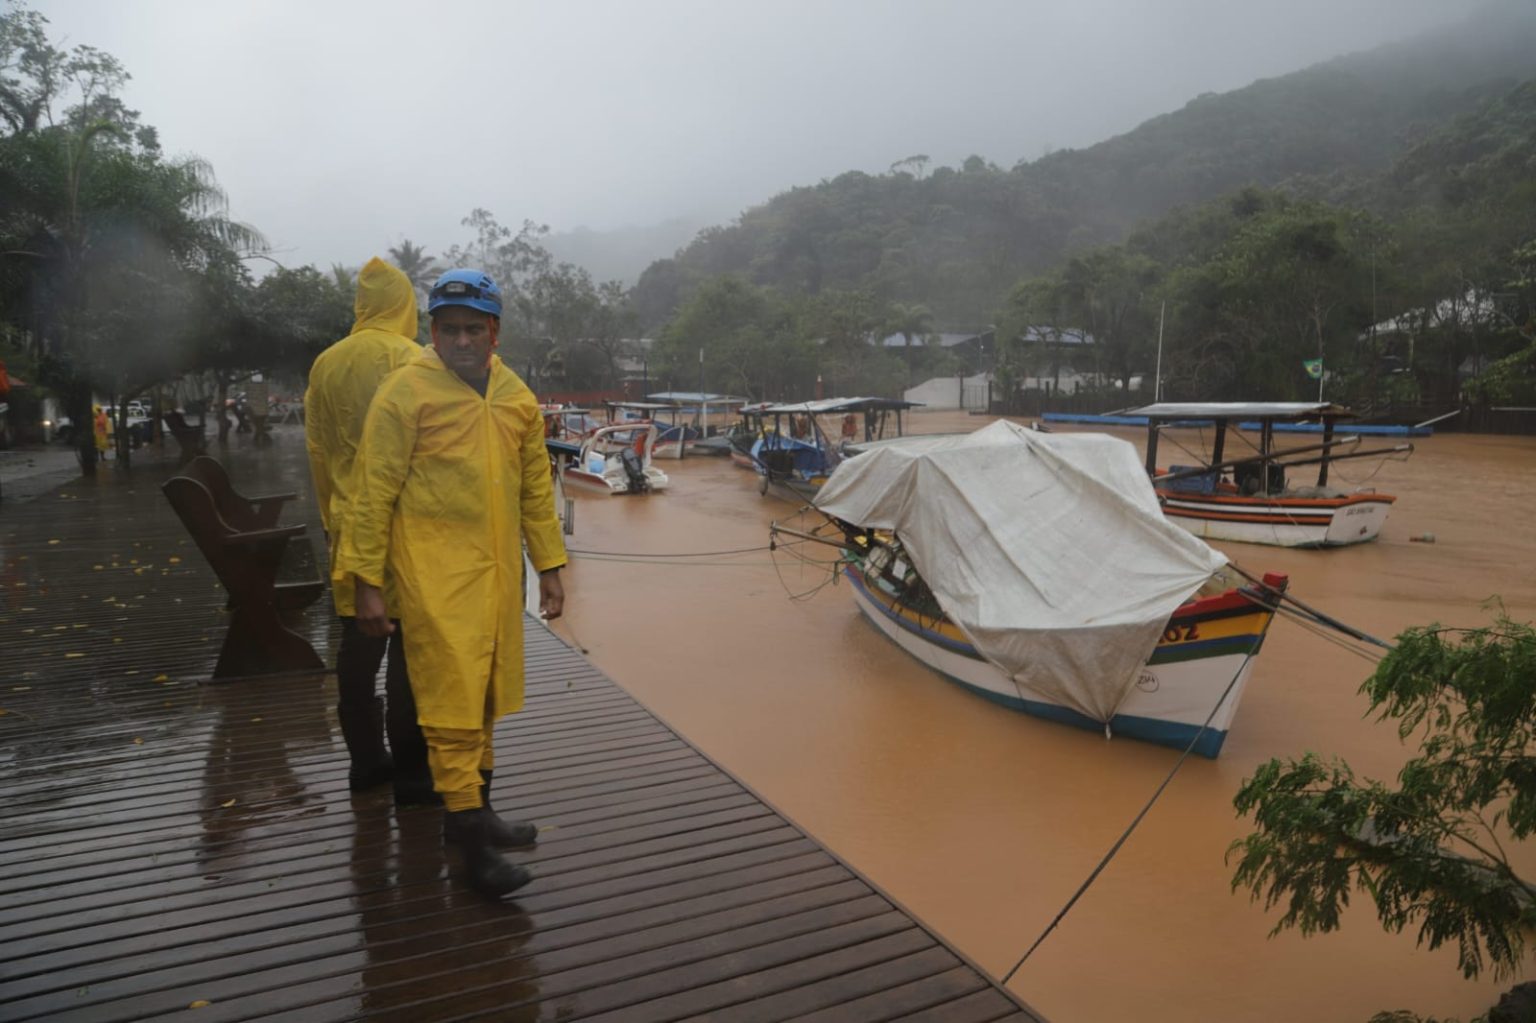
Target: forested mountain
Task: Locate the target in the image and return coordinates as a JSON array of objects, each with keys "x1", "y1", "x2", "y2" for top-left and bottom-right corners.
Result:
[{"x1": 630, "y1": 0, "x2": 1536, "y2": 331}]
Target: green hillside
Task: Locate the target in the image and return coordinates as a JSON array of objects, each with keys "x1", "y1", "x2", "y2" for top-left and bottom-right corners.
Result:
[{"x1": 631, "y1": 0, "x2": 1536, "y2": 331}]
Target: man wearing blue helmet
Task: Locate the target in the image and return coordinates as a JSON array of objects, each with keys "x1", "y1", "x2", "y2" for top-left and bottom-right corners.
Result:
[{"x1": 336, "y1": 268, "x2": 567, "y2": 897}]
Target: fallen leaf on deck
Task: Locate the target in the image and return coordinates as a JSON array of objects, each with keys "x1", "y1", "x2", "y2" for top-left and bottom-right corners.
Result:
[
  {"x1": 12, "y1": 686, "x2": 30, "y2": 692},
  {"x1": 153, "y1": 674, "x2": 170, "y2": 682},
  {"x1": 251, "y1": 716, "x2": 263, "y2": 723},
  {"x1": 189, "y1": 1000, "x2": 210, "y2": 1009},
  {"x1": 220, "y1": 799, "x2": 236, "y2": 809},
  {"x1": 168, "y1": 556, "x2": 182, "y2": 564},
  {"x1": 63, "y1": 652, "x2": 84, "y2": 659},
  {"x1": 47, "y1": 539, "x2": 59, "y2": 545},
  {"x1": 133, "y1": 737, "x2": 143, "y2": 745}
]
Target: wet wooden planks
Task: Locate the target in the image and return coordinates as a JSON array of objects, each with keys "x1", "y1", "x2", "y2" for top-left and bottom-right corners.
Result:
[{"x1": 0, "y1": 440, "x2": 1044, "y2": 1021}]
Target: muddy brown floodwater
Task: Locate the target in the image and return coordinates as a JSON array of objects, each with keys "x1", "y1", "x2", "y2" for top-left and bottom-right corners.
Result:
[{"x1": 554, "y1": 410, "x2": 1536, "y2": 1023}]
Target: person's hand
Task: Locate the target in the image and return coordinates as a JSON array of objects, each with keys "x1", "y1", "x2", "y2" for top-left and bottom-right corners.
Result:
[
  {"x1": 355, "y1": 580, "x2": 395, "y2": 637},
  {"x1": 538, "y1": 569, "x2": 565, "y2": 621}
]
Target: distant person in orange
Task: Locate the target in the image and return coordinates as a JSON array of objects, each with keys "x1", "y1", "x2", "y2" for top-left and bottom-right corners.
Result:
[
  {"x1": 840, "y1": 412, "x2": 858, "y2": 442},
  {"x1": 92, "y1": 406, "x2": 110, "y2": 459}
]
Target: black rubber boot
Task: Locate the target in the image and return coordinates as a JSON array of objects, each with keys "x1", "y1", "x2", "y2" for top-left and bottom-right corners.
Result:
[
  {"x1": 337, "y1": 697, "x2": 393, "y2": 792},
  {"x1": 479, "y1": 769, "x2": 538, "y2": 847},
  {"x1": 443, "y1": 809, "x2": 532, "y2": 897}
]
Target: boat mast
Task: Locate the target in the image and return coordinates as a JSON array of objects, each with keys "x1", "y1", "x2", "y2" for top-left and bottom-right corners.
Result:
[{"x1": 1318, "y1": 414, "x2": 1334, "y2": 486}]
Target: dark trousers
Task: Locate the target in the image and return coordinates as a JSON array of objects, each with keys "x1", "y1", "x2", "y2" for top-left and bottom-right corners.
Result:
[{"x1": 336, "y1": 617, "x2": 431, "y2": 787}]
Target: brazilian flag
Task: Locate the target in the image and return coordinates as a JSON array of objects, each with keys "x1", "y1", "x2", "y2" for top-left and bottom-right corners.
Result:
[{"x1": 1303, "y1": 358, "x2": 1323, "y2": 380}]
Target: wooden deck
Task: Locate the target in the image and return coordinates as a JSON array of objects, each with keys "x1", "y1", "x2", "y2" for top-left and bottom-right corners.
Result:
[{"x1": 0, "y1": 437, "x2": 1044, "y2": 1022}]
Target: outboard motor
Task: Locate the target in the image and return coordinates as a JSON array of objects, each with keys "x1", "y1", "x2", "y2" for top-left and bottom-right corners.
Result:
[{"x1": 618, "y1": 447, "x2": 649, "y2": 493}]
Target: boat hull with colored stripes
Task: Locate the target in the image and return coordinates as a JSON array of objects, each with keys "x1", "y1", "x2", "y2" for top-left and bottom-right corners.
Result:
[
  {"x1": 845, "y1": 564, "x2": 1275, "y2": 757},
  {"x1": 1157, "y1": 490, "x2": 1394, "y2": 547}
]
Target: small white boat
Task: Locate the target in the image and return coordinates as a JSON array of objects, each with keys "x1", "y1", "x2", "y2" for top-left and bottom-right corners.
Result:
[
  {"x1": 555, "y1": 423, "x2": 669, "y2": 496},
  {"x1": 789, "y1": 420, "x2": 1285, "y2": 757}
]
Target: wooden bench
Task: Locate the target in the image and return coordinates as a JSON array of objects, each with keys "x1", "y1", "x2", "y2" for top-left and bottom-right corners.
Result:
[
  {"x1": 162, "y1": 474, "x2": 325, "y2": 679},
  {"x1": 181, "y1": 455, "x2": 296, "y2": 531},
  {"x1": 162, "y1": 411, "x2": 207, "y2": 467}
]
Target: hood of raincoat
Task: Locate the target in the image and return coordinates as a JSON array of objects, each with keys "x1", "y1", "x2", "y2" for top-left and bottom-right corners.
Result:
[{"x1": 352, "y1": 257, "x2": 418, "y2": 338}]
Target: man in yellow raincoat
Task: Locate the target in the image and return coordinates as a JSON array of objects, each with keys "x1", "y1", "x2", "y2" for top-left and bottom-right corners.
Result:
[
  {"x1": 336, "y1": 268, "x2": 567, "y2": 897},
  {"x1": 304, "y1": 257, "x2": 435, "y2": 803}
]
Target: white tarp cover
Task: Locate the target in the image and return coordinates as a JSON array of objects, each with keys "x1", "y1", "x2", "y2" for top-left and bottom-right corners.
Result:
[{"x1": 814, "y1": 419, "x2": 1228, "y2": 722}]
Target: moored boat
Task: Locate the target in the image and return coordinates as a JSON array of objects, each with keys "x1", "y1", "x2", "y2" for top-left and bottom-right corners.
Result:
[
  {"x1": 1125, "y1": 402, "x2": 1411, "y2": 548},
  {"x1": 780, "y1": 420, "x2": 1286, "y2": 757},
  {"x1": 748, "y1": 397, "x2": 923, "y2": 503},
  {"x1": 551, "y1": 422, "x2": 670, "y2": 495}
]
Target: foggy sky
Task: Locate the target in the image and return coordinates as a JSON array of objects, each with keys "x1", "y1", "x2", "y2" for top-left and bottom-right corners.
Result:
[{"x1": 33, "y1": 0, "x2": 1466, "y2": 275}]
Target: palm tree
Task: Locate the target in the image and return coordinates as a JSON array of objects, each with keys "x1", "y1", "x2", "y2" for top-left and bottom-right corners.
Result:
[
  {"x1": 1, "y1": 50, "x2": 265, "y2": 468},
  {"x1": 328, "y1": 263, "x2": 353, "y2": 289},
  {"x1": 885, "y1": 302, "x2": 935, "y2": 384},
  {"x1": 387, "y1": 239, "x2": 438, "y2": 295}
]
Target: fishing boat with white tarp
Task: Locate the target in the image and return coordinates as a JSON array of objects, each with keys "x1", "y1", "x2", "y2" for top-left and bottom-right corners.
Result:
[{"x1": 774, "y1": 419, "x2": 1288, "y2": 757}]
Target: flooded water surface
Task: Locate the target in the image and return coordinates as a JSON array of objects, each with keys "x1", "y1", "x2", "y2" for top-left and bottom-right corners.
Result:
[{"x1": 556, "y1": 412, "x2": 1535, "y2": 1023}]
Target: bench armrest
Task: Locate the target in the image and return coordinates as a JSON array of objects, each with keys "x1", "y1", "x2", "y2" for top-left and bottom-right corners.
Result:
[{"x1": 222, "y1": 524, "x2": 307, "y2": 546}]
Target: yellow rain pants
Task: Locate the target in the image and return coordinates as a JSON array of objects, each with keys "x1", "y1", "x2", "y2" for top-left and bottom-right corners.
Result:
[
  {"x1": 304, "y1": 257, "x2": 422, "y2": 617},
  {"x1": 422, "y1": 718, "x2": 496, "y2": 811},
  {"x1": 335, "y1": 347, "x2": 567, "y2": 730}
]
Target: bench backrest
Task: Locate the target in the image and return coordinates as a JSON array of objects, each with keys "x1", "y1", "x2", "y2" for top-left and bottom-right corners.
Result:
[
  {"x1": 162, "y1": 476, "x2": 246, "y2": 595},
  {"x1": 180, "y1": 455, "x2": 275, "y2": 531}
]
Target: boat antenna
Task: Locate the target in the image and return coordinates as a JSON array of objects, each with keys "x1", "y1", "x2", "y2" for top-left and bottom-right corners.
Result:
[{"x1": 1154, "y1": 300, "x2": 1166, "y2": 403}]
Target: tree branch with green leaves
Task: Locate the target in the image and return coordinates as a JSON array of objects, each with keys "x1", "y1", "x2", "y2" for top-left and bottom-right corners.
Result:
[{"x1": 1230, "y1": 613, "x2": 1536, "y2": 984}]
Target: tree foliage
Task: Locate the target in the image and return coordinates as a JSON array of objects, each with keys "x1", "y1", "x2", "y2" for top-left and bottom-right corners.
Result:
[{"x1": 1230, "y1": 613, "x2": 1536, "y2": 983}]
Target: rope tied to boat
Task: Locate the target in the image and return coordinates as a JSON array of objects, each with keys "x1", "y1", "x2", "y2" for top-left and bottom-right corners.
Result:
[{"x1": 1001, "y1": 587, "x2": 1285, "y2": 986}]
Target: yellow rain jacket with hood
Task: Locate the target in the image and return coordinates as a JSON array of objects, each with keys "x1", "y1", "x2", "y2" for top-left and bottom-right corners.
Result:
[
  {"x1": 334, "y1": 347, "x2": 567, "y2": 729},
  {"x1": 304, "y1": 257, "x2": 421, "y2": 616}
]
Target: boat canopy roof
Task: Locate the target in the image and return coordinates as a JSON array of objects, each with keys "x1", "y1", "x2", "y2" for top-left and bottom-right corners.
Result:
[
  {"x1": 1123, "y1": 401, "x2": 1358, "y2": 422},
  {"x1": 815, "y1": 419, "x2": 1228, "y2": 724},
  {"x1": 763, "y1": 397, "x2": 924, "y2": 414},
  {"x1": 645, "y1": 391, "x2": 749, "y2": 405},
  {"x1": 605, "y1": 401, "x2": 675, "y2": 411}
]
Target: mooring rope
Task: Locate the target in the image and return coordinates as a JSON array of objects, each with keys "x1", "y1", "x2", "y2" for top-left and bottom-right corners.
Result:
[{"x1": 1001, "y1": 603, "x2": 1281, "y2": 986}]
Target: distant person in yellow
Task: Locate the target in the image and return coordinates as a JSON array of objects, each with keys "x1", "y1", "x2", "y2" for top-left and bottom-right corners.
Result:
[
  {"x1": 304, "y1": 257, "x2": 434, "y2": 804},
  {"x1": 337, "y1": 268, "x2": 567, "y2": 897}
]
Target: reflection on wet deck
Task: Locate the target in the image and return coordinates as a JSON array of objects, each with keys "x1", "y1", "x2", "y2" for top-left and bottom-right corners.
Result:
[{"x1": 0, "y1": 439, "x2": 1042, "y2": 1021}]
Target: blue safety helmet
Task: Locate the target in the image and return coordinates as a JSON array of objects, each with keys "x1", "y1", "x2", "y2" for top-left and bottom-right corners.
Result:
[{"x1": 427, "y1": 268, "x2": 502, "y2": 318}]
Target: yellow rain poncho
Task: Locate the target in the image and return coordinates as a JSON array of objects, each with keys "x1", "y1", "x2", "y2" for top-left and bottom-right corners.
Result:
[
  {"x1": 303, "y1": 257, "x2": 421, "y2": 616},
  {"x1": 334, "y1": 347, "x2": 567, "y2": 729}
]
